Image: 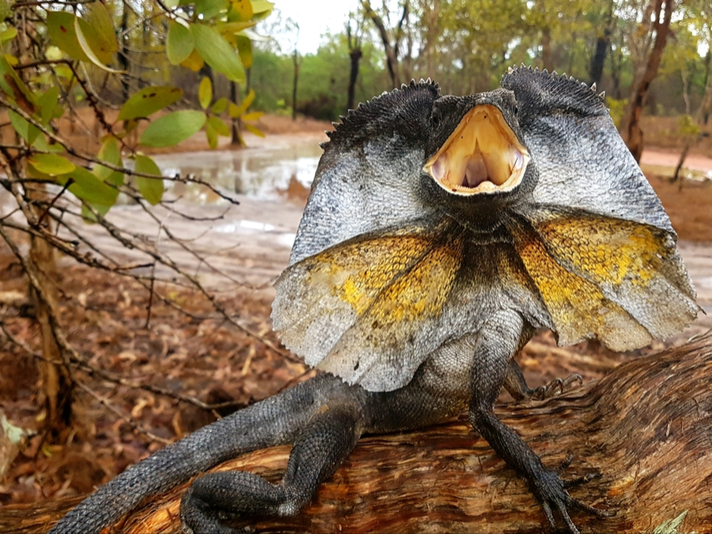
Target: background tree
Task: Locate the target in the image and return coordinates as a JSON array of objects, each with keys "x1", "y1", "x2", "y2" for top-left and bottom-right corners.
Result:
[
  {"x1": 0, "y1": 0, "x2": 271, "y2": 437},
  {"x1": 621, "y1": 0, "x2": 675, "y2": 161},
  {"x1": 346, "y1": 14, "x2": 364, "y2": 112}
]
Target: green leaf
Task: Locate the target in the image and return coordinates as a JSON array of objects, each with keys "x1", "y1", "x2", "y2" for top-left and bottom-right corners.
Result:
[
  {"x1": 85, "y1": 2, "x2": 118, "y2": 57},
  {"x1": 62, "y1": 166, "x2": 118, "y2": 206},
  {"x1": 236, "y1": 35, "x2": 252, "y2": 69},
  {"x1": 38, "y1": 86, "x2": 60, "y2": 125},
  {"x1": 243, "y1": 123, "x2": 264, "y2": 138},
  {"x1": 198, "y1": 77, "x2": 212, "y2": 110},
  {"x1": 180, "y1": 48, "x2": 204, "y2": 71},
  {"x1": 228, "y1": 88, "x2": 254, "y2": 118},
  {"x1": 8, "y1": 110, "x2": 40, "y2": 144},
  {"x1": 250, "y1": 0, "x2": 274, "y2": 18},
  {"x1": 28, "y1": 154, "x2": 75, "y2": 175},
  {"x1": 205, "y1": 121, "x2": 218, "y2": 149},
  {"x1": 191, "y1": 23, "x2": 245, "y2": 82},
  {"x1": 81, "y1": 202, "x2": 111, "y2": 223},
  {"x1": 46, "y1": 12, "x2": 90, "y2": 62},
  {"x1": 211, "y1": 97, "x2": 228, "y2": 114},
  {"x1": 134, "y1": 155, "x2": 164, "y2": 205},
  {"x1": 167, "y1": 21, "x2": 194, "y2": 65},
  {"x1": 74, "y1": 16, "x2": 121, "y2": 72},
  {"x1": 195, "y1": 0, "x2": 229, "y2": 20},
  {"x1": 118, "y1": 86, "x2": 184, "y2": 121},
  {"x1": 94, "y1": 137, "x2": 123, "y2": 186},
  {"x1": 32, "y1": 135, "x2": 64, "y2": 153},
  {"x1": 0, "y1": 55, "x2": 36, "y2": 114},
  {"x1": 241, "y1": 111, "x2": 263, "y2": 122},
  {"x1": 207, "y1": 116, "x2": 230, "y2": 137},
  {"x1": 139, "y1": 110, "x2": 206, "y2": 147},
  {"x1": 229, "y1": 0, "x2": 253, "y2": 21},
  {"x1": 0, "y1": 25, "x2": 17, "y2": 44},
  {"x1": 216, "y1": 21, "x2": 256, "y2": 35}
]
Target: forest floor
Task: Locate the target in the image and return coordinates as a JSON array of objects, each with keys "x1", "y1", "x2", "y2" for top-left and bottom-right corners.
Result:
[{"x1": 0, "y1": 115, "x2": 711, "y2": 512}]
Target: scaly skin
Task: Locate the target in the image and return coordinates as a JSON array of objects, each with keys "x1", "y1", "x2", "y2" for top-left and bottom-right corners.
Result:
[{"x1": 49, "y1": 67, "x2": 698, "y2": 534}]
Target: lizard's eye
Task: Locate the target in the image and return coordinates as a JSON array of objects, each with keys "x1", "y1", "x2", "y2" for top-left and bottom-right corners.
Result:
[
  {"x1": 430, "y1": 108, "x2": 442, "y2": 129},
  {"x1": 423, "y1": 104, "x2": 529, "y2": 196}
]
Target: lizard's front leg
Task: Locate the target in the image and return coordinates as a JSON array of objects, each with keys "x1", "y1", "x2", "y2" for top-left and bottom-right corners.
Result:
[{"x1": 469, "y1": 309, "x2": 604, "y2": 534}]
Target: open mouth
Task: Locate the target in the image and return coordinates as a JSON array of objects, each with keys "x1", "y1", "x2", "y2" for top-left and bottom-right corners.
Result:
[{"x1": 424, "y1": 105, "x2": 529, "y2": 195}]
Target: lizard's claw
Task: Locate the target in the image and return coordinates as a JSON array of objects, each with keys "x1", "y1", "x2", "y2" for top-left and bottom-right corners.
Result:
[
  {"x1": 532, "y1": 461, "x2": 612, "y2": 534},
  {"x1": 531, "y1": 374, "x2": 583, "y2": 401}
]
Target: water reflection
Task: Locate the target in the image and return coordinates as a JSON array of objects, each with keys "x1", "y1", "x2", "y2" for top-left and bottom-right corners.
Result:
[{"x1": 151, "y1": 139, "x2": 322, "y2": 204}]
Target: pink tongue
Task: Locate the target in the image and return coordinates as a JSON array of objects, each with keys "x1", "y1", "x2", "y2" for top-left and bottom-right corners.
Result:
[{"x1": 464, "y1": 155, "x2": 487, "y2": 187}]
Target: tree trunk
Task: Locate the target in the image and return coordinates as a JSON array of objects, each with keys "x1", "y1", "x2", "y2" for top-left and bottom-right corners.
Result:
[
  {"x1": 230, "y1": 81, "x2": 241, "y2": 146},
  {"x1": 699, "y1": 51, "x2": 712, "y2": 126},
  {"x1": 362, "y1": 0, "x2": 400, "y2": 88},
  {"x1": 9, "y1": 30, "x2": 74, "y2": 437},
  {"x1": 347, "y1": 47, "x2": 362, "y2": 112},
  {"x1": 622, "y1": 0, "x2": 674, "y2": 162},
  {"x1": 5, "y1": 332, "x2": 712, "y2": 533},
  {"x1": 292, "y1": 49, "x2": 299, "y2": 121},
  {"x1": 118, "y1": 4, "x2": 130, "y2": 102},
  {"x1": 29, "y1": 232, "x2": 73, "y2": 436},
  {"x1": 589, "y1": 0, "x2": 615, "y2": 87}
]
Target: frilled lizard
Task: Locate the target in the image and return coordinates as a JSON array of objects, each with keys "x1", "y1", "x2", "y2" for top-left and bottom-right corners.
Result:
[{"x1": 48, "y1": 67, "x2": 698, "y2": 534}]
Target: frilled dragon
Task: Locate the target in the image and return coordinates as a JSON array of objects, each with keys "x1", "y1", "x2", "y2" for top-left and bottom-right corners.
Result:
[{"x1": 49, "y1": 67, "x2": 698, "y2": 534}]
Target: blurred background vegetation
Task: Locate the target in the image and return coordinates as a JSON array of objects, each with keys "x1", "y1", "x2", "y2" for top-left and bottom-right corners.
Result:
[{"x1": 98, "y1": 0, "x2": 711, "y2": 127}]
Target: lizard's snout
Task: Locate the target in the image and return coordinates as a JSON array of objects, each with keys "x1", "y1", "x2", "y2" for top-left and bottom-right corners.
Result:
[{"x1": 424, "y1": 104, "x2": 529, "y2": 196}]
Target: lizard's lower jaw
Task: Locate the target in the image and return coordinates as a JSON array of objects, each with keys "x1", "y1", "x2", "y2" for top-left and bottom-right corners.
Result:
[{"x1": 424, "y1": 105, "x2": 530, "y2": 196}]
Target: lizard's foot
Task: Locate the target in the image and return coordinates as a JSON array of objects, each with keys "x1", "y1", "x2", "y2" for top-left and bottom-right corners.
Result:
[
  {"x1": 180, "y1": 404, "x2": 360, "y2": 534},
  {"x1": 530, "y1": 374, "x2": 583, "y2": 401},
  {"x1": 504, "y1": 358, "x2": 583, "y2": 403},
  {"x1": 532, "y1": 458, "x2": 613, "y2": 534}
]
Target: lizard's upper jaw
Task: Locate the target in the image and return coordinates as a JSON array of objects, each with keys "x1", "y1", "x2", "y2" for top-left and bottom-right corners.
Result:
[{"x1": 424, "y1": 104, "x2": 530, "y2": 196}]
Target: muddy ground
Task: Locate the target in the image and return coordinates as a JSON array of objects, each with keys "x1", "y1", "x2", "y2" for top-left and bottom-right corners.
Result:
[{"x1": 0, "y1": 119, "x2": 711, "y2": 512}]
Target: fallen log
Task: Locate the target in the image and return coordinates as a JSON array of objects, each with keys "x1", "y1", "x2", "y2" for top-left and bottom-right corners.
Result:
[{"x1": 2, "y1": 331, "x2": 712, "y2": 534}]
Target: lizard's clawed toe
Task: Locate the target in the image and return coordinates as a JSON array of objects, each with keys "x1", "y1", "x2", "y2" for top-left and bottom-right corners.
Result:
[{"x1": 532, "y1": 373, "x2": 583, "y2": 400}]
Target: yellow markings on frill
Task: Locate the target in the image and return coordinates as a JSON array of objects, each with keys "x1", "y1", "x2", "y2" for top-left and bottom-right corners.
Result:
[{"x1": 535, "y1": 217, "x2": 663, "y2": 288}]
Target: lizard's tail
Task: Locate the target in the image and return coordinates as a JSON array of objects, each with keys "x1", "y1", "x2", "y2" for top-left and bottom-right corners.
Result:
[{"x1": 47, "y1": 375, "x2": 338, "y2": 534}]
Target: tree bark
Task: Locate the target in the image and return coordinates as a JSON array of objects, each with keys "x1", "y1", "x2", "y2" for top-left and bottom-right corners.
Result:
[
  {"x1": 230, "y1": 81, "x2": 241, "y2": 146},
  {"x1": 699, "y1": 51, "x2": 712, "y2": 126},
  {"x1": 5, "y1": 331, "x2": 712, "y2": 534},
  {"x1": 292, "y1": 48, "x2": 299, "y2": 121},
  {"x1": 622, "y1": 0, "x2": 674, "y2": 162},
  {"x1": 589, "y1": 0, "x2": 615, "y2": 87},
  {"x1": 29, "y1": 231, "x2": 73, "y2": 435},
  {"x1": 347, "y1": 47, "x2": 362, "y2": 112},
  {"x1": 362, "y1": 0, "x2": 401, "y2": 88},
  {"x1": 118, "y1": 4, "x2": 130, "y2": 102}
]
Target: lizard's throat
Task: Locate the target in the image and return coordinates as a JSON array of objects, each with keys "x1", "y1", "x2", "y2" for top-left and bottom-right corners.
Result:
[{"x1": 424, "y1": 105, "x2": 530, "y2": 196}]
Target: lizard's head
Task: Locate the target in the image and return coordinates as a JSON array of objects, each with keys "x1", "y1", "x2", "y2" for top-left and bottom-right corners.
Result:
[
  {"x1": 300, "y1": 82, "x2": 537, "y2": 260},
  {"x1": 424, "y1": 92, "x2": 530, "y2": 196}
]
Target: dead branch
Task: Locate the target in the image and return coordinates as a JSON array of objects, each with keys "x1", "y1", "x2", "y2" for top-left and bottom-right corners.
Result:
[{"x1": 3, "y1": 331, "x2": 711, "y2": 534}]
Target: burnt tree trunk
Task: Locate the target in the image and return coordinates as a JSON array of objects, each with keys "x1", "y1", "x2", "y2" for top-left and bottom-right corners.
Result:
[
  {"x1": 622, "y1": 0, "x2": 674, "y2": 162},
  {"x1": 589, "y1": 0, "x2": 615, "y2": 87},
  {"x1": 3, "y1": 332, "x2": 712, "y2": 533},
  {"x1": 347, "y1": 47, "x2": 362, "y2": 112},
  {"x1": 362, "y1": 0, "x2": 403, "y2": 88}
]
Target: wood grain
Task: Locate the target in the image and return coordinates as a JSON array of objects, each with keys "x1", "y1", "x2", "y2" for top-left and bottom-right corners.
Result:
[{"x1": 2, "y1": 331, "x2": 711, "y2": 534}]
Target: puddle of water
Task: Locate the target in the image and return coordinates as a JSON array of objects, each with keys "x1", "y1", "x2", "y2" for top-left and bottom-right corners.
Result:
[
  {"x1": 151, "y1": 140, "x2": 322, "y2": 204},
  {"x1": 640, "y1": 163, "x2": 712, "y2": 182},
  {"x1": 214, "y1": 219, "x2": 296, "y2": 247}
]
